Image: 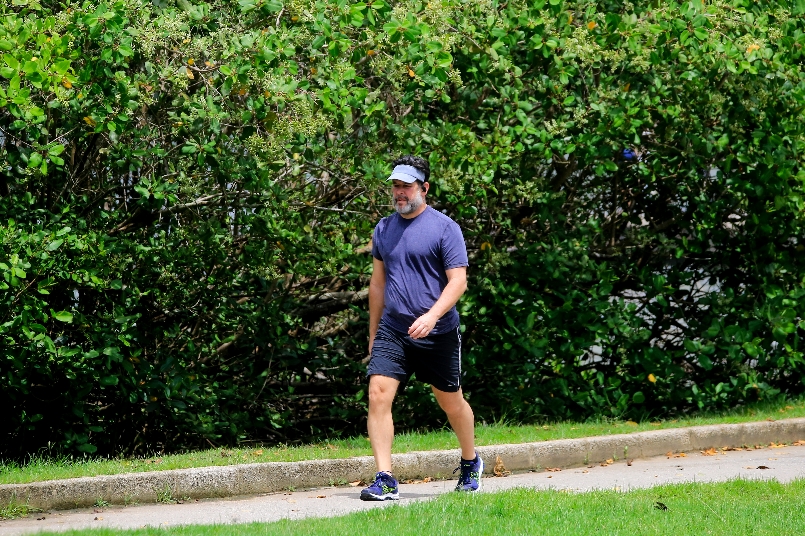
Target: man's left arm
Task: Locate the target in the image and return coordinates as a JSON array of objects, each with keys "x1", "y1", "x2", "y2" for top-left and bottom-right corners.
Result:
[{"x1": 408, "y1": 266, "x2": 467, "y2": 339}]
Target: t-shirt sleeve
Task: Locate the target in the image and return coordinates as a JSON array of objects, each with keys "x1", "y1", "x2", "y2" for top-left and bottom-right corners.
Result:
[
  {"x1": 441, "y1": 221, "x2": 468, "y2": 270},
  {"x1": 371, "y1": 224, "x2": 383, "y2": 261}
]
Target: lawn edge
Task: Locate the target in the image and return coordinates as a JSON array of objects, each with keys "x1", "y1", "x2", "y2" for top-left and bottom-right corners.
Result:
[{"x1": 2, "y1": 417, "x2": 804, "y2": 512}]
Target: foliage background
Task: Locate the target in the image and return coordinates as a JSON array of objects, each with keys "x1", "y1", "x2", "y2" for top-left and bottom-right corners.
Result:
[{"x1": 1, "y1": 0, "x2": 805, "y2": 457}]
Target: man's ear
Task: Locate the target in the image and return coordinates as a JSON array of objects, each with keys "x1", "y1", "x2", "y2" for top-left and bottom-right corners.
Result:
[{"x1": 422, "y1": 181, "x2": 429, "y2": 194}]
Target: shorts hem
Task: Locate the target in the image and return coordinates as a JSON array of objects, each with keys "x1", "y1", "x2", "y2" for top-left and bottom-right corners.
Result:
[{"x1": 366, "y1": 371, "x2": 408, "y2": 383}]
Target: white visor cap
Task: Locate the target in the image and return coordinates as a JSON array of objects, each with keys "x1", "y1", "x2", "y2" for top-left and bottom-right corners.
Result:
[{"x1": 387, "y1": 164, "x2": 426, "y2": 183}]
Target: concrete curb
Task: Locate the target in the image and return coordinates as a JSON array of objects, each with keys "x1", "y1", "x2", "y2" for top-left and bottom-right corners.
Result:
[{"x1": 3, "y1": 418, "x2": 804, "y2": 511}]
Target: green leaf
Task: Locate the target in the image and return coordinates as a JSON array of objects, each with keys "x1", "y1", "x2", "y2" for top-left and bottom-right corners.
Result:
[
  {"x1": 4, "y1": 54, "x2": 20, "y2": 70},
  {"x1": 52, "y1": 59, "x2": 71, "y2": 76},
  {"x1": 52, "y1": 310, "x2": 73, "y2": 323},
  {"x1": 28, "y1": 152, "x2": 43, "y2": 168},
  {"x1": 47, "y1": 238, "x2": 64, "y2": 251}
]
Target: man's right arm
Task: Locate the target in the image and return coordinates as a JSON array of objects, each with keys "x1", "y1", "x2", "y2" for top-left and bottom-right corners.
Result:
[{"x1": 368, "y1": 257, "x2": 386, "y2": 355}]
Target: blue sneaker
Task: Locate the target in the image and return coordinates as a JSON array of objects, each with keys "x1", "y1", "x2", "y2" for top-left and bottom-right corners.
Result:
[
  {"x1": 360, "y1": 471, "x2": 400, "y2": 501},
  {"x1": 454, "y1": 453, "x2": 484, "y2": 492}
]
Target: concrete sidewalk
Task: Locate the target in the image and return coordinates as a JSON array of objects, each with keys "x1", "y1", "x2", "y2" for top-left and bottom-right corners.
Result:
[
  {"x1": 2, "y1": 443, "x2": 804, "y2": 535},
  {"x1": 1, "y1": 418, "x2": 804, "y2": 513}
]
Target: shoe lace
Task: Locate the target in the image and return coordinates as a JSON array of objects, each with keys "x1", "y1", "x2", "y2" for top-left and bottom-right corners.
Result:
[{"x1": 453, "y1": 460, "x2": 473, "y2": 484}]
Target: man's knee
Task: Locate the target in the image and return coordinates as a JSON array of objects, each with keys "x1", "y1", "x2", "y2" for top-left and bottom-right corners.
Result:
[
  {"x1": 368, "y1": 376, "x2": 398, "y2": 408},
  {"x1": 433, "y1": 389, "x2": 468, "y2": 416}
]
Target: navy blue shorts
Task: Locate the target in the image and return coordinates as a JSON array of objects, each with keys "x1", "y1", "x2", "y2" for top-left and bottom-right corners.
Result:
[{"x1": 367, "y1": 320, "x2": 463, "y2": 392}]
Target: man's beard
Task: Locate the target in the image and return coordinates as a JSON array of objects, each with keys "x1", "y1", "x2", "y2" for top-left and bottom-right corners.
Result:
[{"x1": 394, "y1": 190, "x2": 424, "y2": 215}]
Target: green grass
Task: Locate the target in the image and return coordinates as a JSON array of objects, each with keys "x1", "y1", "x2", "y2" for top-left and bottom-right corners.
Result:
[
  {"x1": 31, "y1": 479, "x2": 805, "y2": 535},
  {"x1": 0, "y1": 501, "x2": 40, "y2": 521},
  {"x1": 2, "y1": 396, "x2": 804, "y2": 486}
]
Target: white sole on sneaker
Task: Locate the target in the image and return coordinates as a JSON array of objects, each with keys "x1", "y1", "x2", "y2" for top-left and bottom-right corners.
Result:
[{"x1": 359, "y1": 490, "x2": 400, "y2": 501}]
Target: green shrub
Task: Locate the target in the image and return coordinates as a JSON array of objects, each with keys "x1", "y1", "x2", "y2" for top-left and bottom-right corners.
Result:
[{"x1": 1, "y1": 0, "x2": 804, "y2": 457}]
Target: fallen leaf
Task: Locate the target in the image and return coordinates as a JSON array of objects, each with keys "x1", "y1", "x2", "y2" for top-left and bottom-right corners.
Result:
[
  {"x1": 316, "y1": 495, "x2": 326, "y2": 498},
  {"x1": 423, "y1": 476, "x2": 432, "y2": 483},
  {"x1": 769, "y1": 442, "x2": 785, "y2": 449},
  {"x1": 546, "y1": 467, "x2": 561, "y2": 472},
  {"x1": 626, "y1": 421, "x2": 638, "y2": 427},
  {"x1": 757, "y1": 465, "x2": 770, "y2": 470},
  {"x1": 701, "y1": 448, "x2": 718, "y2": 456},
  {"x1": 348, "y1": 481, "x2": 362, "y2": 487},
  {"x1": 793, "y1": 440, "x2": 805, "y2": 446},
  {"x1": 252, "y1": 449, "x2": 263, "y2": 456},
  {"x1": 494, "y1": 455, "x2": 511, "y2": 477},
  {"x1": 94, "y1": 517, "x2": 103, "y2": 521},
  {"x1": 679, "y1": 452, "x2": 687, "y2": 457},
  {"x1": 654, "y1": 501, "x2": 668, "y2": 511},
  {"x1": 582, "y1": 470, "x2": 589, "y2": 473},
  {"x1": 547, "y1": 475, "x2": 552, "y2": 478},
  {"x1": 722, "y1": 446, "x2": 743, "y2": 451},
  {"x1": 627, "y1": 459, "x2": 633, "y2": 466}
]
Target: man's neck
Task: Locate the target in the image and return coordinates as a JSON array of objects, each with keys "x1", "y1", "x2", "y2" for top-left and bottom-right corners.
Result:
[{"x1": 400, "y1": 203, "x2": 428, "y2": 220}]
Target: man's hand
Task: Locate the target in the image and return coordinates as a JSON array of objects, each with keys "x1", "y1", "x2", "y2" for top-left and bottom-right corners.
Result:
[{"x1": 408, "y1": 312, "x2": 438, "y2": 339}]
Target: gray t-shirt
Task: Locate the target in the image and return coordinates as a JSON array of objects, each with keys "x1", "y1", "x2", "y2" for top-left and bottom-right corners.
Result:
[{"x1": 371, "y1": 206, "x2": 469, "y2": 335}]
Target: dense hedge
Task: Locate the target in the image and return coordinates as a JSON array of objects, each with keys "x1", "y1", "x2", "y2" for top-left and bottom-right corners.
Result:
[{"x1": 2, "y1": 0, "x2": 805, "y2": 458}]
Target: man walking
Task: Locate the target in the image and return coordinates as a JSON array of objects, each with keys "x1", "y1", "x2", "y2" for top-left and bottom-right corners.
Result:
[{"x1": 360, "y1": 155, "x2": 483, "y2": 501}]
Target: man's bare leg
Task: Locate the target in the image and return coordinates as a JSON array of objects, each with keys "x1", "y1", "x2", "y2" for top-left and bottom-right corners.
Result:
[
  {"x1": 431, "y1": 386, "x2": 475, "y2": 460},
  {"x1": 367, "y1": 374, "x2": 400, "y2": 472}
]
